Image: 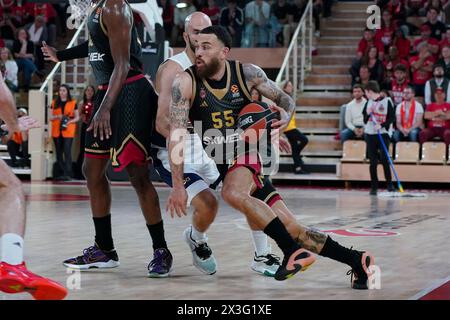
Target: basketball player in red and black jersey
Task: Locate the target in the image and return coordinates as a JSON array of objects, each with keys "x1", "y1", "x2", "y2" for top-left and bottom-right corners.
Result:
[
  {"x1": 41, "y1": 0, "x2": 172, "y2": 277},
  {"x1": 167, "y1": 26, "x2": 375, "y2": 288},
  {"x1": 0, "y1": 72, "x2": 67, "y2": 299}
]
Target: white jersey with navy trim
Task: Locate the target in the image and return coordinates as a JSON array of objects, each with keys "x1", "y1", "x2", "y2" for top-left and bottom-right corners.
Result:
[{"x1": 168, "y1": 51, "x2": 192, "y2": 71}]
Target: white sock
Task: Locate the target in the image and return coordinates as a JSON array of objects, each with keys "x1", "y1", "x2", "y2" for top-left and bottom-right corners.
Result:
[
  {"x1": 190, "y1": 225, "x2": 206, "y2": 242},
  {"x1": 251, "y1": 230, "x2": 269, "y2": 257},
  {"x1": 1, "y1": 233, "x2": 24, "y2": 265}
]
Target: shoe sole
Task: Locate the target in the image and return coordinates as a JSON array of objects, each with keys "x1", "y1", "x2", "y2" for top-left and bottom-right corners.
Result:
[
  {"x1": 274, "y1": 248, "x2": 316, "y2": 281},
  {"x1": 352, "y1": 251, "x2": 375, "y2": 290},
  {"x1": 147, "y1": 267, "x2": 173, "y2": 278},
  {"x1": 0, "y1": 278, "x2": 67, "y2": 300},
  {"x1": 250, "y1": 263, "x2": 277, "y2": 277},
  {"x1": 183, "y1": 228, "x2": 217, "y2": 275},
  {"x1": 63, "y1": 260, "x2": 120, "y2": 270}
]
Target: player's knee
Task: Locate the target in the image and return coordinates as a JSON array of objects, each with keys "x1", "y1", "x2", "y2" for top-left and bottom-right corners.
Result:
[
  {"x1": 221, "y1": 187, "x2": 246, "y2": 209},
  {"x1": 1, "y1": 171, "x2": 22, "y2": 193},
  {"x1": 195, "y1": 191, "x2": 218, "y2": 216},
  {"x1": 128, "y1": 170, "x2": 156, "y2": 194}
]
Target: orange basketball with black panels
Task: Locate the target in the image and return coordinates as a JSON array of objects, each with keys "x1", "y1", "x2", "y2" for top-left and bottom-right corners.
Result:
[{"x1": 237, "y1": 101, "x2": 280, "y2": 144}]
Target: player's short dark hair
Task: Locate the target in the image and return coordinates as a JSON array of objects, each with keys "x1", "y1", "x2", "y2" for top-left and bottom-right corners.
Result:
[
  {"x1": 394, "y1": 63, "x2": 407, "y2": 72},
  {"x1": 199, "y1": 25, "x2": 232, "y2": 49},
  {"x1": 365, "y1": 80, "x2": 380, "y2": 93},
  {"x1": 352, "y1": 84, "x2": 364, "y2": 91}
]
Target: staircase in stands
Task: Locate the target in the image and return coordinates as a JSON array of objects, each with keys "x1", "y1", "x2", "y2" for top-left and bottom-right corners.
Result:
[{"x1": 278, "y1": 1, "x2": 370, "y2": 178}]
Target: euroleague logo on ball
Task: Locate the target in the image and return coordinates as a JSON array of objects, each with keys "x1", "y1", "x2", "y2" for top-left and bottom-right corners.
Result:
[{"x1": 238, "y1": 115, "x2": 254, "y2": 127}]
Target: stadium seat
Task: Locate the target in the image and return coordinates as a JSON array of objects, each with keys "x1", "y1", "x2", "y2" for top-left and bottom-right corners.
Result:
[
  {"x1": 395, "y1": 142, "x2": 420, "y2": 164},
  {"x1": 448, "y1": 145, "x2": 450, "y2": 164},
  {"x1": 420, "y1": 142, "x2": 447, "y2": 164},
  {"x1": 341, "y1": 140, "x2": 366, "y2": 162}
]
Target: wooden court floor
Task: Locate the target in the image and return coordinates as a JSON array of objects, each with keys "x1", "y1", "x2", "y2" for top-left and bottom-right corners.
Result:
[{"x1": 1, "y1": 182, "x2": 449, "y2": 300}]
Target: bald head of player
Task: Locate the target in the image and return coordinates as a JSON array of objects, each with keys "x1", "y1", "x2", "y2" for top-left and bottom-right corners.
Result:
[{"x1": 183, "y1": 12, "x2": 212, "y2": 57}]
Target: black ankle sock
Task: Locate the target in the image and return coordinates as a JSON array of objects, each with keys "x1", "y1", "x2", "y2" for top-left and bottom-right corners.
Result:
[
  {"x1": 147, "y1": 221, "x2": 168, "y2": 250},
  {"x1": 93, "y1": 214, "x2": 114, "y2": 251},
  {"x1": 319, "y1": 236, "x2": 356, "y2": 267},
  {"x1": 263, "y1": 217, "x2": 298, "y2": 256}
]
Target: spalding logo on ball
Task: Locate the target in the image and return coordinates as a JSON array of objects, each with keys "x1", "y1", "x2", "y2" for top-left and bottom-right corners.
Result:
[{"x1": 237, "y1": 101, "x2": 280, "y2": 144}]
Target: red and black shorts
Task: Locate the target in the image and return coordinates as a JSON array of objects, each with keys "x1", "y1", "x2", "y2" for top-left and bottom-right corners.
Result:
[
  {"x1": 85, "y1": 75, "x2": 157, "y2": 172},
  {"x1": 213, "y1": 152, "x2": 282, "y2": 207}
]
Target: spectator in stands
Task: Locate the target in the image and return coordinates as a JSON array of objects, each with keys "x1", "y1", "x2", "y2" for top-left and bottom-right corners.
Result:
[
  {"x1": 423, "y1": 7, "x2": 446, "y2": 40},
  {"x1": 406, "y1": 0, "x2": 427, "y2": 16},
  {"x1": 49, "y1": 84, "x2": 79, "y2": 181},
  {"x1": 425, "y1": 64, "x2": 450, "y2": 105},
  {"x1": 13, "y1": 28, "x2": 43, "y2": 91},
  {"x1": 158, "y1": 0, "x2": 175, "y2": 41},
  {"x1": 242, "y1": 0, "x2": 271, "y2": 47},
  {"x1": 424, "y1": 0, "x2": 445, "y2": 17},
  {"x1": 439, "y1": 27, "x2": 450, "y2": 53},
  {"x1": 419, "y1": 86, "x2": 450, "y2": 145},
  {"x1": 0, "y1": 47, "x2": 18, "y2": 92},
  {"x1": 315, "y1": 1, "x2": 324, "y2": 37},
  {"x1": 281, "y1": 80, "x2": 309, "y2": 174},
  {"x1": 384, "y1": 0, "x2": 408, "y2": 32},
  {"x1": 4, "y1": 107, "x2": 29, "y2": 168},
  {"x1": 443, "y1": 0, "x2": 450, "y2": 26},
  {"x1": 393, "y1": 85, "x2": 424, "y2": 142},
  {"x1": 356, "y1": 28, "x2": 385, "y2": 60},
  {"x1": 351, "y1": 46, "x2": 384, "y2": 85},
  {"x1": 0, "y1": 7, "x2": 19, "y2": 41},
  {"x1": 392, "y1": 28, "x2": 411, "y2": 60},
  {"x1": 384, "y1": 46, "x2": 410, "y2": 83},
  {"x1": 375, "y1": 10, "x2": 396, "y2": 50},
  {"x1": 271, "y1": 0, "x2": 293, "y2": 47},
  {"x1": 290, "y1": 0, "x2": 307, "y2": 35},
  {"x1": 341, "y1": 84, "x2": 367, "y2": 144},
  {"x1": 322, "y1": 0, "x2": 332, "y2": 18},
  {"x1": 202, "y1": 0, "x2": 221, "y2": 25},
  {"x1": 354, "y1": 65, "x2": 371, "y2": 87},
  {"x1": 413, "y1": 24, "x2": 440, "y2": 57},
  {"x1": 74, "y1": 85, "x2": 95, "y2": 180},
  {"x1": 220, "y1": 0, "x2": 244, "y2": 47},
  {"x1": 410, "y1": 41, "x2": 435, "y2": 96},
  {"x1": 52, "y1": 1, "x2": 69, "y2": 38},
  {"x1": 31, "y1": 2, "x2": 57, "y2": 46},
  {"x1": 171, "y1": 0, "x2": 197, "y2": 46},
  {"x1": 438, "y1": 45, "x2": 450, "y2": 78},
  {"x1": 363, "y1": 81, "x2": 395, "y2": 195},
  {"x1": 386, "y1": 63, "x2": 410, "y2": 105},
  {"x1": 26, "y1": 15, "x2": 47, "y2": 71}
]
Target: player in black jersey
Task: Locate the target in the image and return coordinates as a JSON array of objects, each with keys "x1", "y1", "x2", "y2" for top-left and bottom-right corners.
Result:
[
  {"x1": 41, "y1": 0, "x2": 172, "y2": 277},
  {"x1": 167, "y1": 25, "x2": 376, "y2": 288}
]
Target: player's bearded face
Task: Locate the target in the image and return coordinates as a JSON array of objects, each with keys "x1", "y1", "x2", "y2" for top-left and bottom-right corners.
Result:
[{"x1": 196, "y1": 56, "x2": 220, "y2": 78}]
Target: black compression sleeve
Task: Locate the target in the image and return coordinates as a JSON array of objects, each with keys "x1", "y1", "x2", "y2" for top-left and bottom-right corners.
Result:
[{"x1": 56, "y1": 41, "x2": 89, "y2": 61}]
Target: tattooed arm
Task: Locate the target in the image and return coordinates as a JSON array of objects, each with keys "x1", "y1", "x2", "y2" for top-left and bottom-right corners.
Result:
[
  {"x1": 243, "y1": 63, "x2": 295, "y2": 131},
  {"x1": 166, "y1": 72, "x2": 193, "y2": 218}
]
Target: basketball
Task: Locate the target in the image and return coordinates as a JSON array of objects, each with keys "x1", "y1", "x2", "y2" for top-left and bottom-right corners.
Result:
[{"x1": 237, "y1": 101, "x2": 280, "y2": 143}]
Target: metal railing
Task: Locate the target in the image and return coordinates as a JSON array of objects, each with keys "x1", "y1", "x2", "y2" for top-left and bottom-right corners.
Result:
[
  {"x1": 29, "y1": 19, "x2": 89, "y2": 180},
  {"x1": 275, "y1": 0, "x2": 313, "y2": 101}
]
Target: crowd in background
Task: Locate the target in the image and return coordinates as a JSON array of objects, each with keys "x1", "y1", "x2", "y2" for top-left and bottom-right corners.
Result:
[
  {"x1": 344, "y1": 0, "x2": 450, "y2": 149},
  {"x1": 0, "y1": 0, "x2": 69, "y2": 92},
  {"x1": 160, "y1": 0, "x2": 329, "y2": 48}
]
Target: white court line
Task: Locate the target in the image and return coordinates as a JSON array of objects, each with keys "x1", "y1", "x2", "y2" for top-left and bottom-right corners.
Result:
[{"x1": 408, "y1": 275, "x2": 450, "y2": 300}]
